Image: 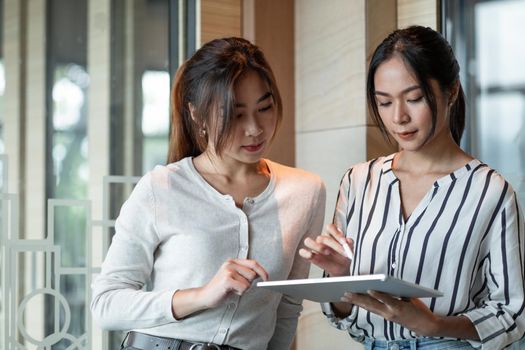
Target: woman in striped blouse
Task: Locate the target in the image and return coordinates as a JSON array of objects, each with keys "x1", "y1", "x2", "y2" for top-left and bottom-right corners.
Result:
[{"x1": 300, "y1": 26, "x2": 524, "y2": 349}]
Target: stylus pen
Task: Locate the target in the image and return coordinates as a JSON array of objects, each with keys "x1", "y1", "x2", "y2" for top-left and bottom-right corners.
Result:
[{"x1": 339, "y1": 238, "x2": 354, "y2": 261}]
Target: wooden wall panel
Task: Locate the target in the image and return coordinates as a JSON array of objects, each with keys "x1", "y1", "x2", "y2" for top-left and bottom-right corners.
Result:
[
  {"x1": 398, "y1": 0, "x2": 439, "y2": 29},
  {"x1": 296, "y1": 0, "x2": 366, "y2": 132},
  {"x1": 295, "y1": 2, "x2": 368, "y2": 348},
  {"x1": 367, "y1": 0, "x2": 399, "y2": 159},
  {"x1": 201, "y1": 0, "x2": 241, "y2": 44},
  {"x1": 253, "y1": 0, "x2": 295, "y2": 166},
  {"x1": 199, "y1": 0, "x2": 294, "y2": 166}
]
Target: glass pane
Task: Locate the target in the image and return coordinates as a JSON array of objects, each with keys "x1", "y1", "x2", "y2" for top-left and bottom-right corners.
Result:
[
  {"x1": 53, "y1": 204, "x2": 88, "y2": 268},
  {"x1": 142, "y1": 70, "x2": 170, "y2": 172},
  {"x1": 444, "y1": 0, "x2": 525, "y2": 208},
  {"x1": 110, "y1": 0, "x2": 170, "y2": 178},
  {"x1": 0, "y1": 0, "x2": 192, "y2": 348},
  {"x1": 474, "y1": 0, "x2": 525, "y2": 204},
  {"x1": 109, "y1": 1, "x2": 170, "y2": 348},
  {"x1": 51, "y1": 64, "x2": 89, "y2": 199},
  {"x1": 476, "y1": 1, "x2": 525, "y2": 87},
  {"x1": 46, "y1": 0, "x2": 88, "y2": 347}
]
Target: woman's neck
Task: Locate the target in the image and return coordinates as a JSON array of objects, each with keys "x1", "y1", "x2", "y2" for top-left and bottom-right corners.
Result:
[
  {"x1": 193, "y1": 152, "x2": 269, "y2": 182},
  {"x1": 394, "y1": 131, "x2": 472, "y2": 175},
  {"x1": 193, "y1": 153, "x2": 271, "y2": 208}
]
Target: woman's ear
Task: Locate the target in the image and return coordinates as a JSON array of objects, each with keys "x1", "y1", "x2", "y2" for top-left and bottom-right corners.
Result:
[
  {"x1": 448, "y1": 80, "x2": 460, "y2": 106},
  {"x1": 188, "y1": 103, "x2": 197, "y2": 121},
  {"x1": 189, "y1": 103, "x2": 207, "y2": 138}
]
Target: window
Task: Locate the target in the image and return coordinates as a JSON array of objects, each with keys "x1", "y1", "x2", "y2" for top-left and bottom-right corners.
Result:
[
  {"x1": 443, "y1": 0, "x2": 525, "y2": 207},
  {"x1": 46, "y1": 1, "x2": 89, "y2": 346},
  {"x1": 0, "y1": 1, "x2": 197, "y2": 349}
]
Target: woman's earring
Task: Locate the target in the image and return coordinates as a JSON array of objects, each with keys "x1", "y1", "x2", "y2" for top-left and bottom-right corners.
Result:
[{"x1": 199, "y1": 128, "x2": 207, "y2": 138}]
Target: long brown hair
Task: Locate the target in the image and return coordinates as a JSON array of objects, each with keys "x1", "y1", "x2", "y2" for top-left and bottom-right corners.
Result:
[{"x1": 168, "y1": 37, "x2": 282, "y2": 163}]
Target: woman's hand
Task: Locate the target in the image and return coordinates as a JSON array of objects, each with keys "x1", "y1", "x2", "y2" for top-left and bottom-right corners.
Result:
[
  {"x1": 171, "y1": 259, "x2": 268, "y2": 319},
  {"x1": 199, "y1": 259, "x2": 269, "y2": 308},
  {"x1": 342, "y1": 291, "x2": 478, "y2": 340},
  {"x1": 299, "y1": 223, "x2": 353, "y2": 277},
  {"x1": 342, "y1": 291, "x2": 440, "y2": 336}
]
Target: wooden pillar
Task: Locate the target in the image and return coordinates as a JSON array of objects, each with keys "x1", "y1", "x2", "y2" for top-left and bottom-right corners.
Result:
[
  {"x1": 246, "y1": 0, "x2": 295, "y2": 166},
  {"x1": 199, "y1": 0, "x2": 295, "y2": 166},
  {"x1": 398, "y1": 0, "x2": 439, "y2": 29},
  {"x1": 200, "y1": 0, "x2": 241, "y2": 44}
]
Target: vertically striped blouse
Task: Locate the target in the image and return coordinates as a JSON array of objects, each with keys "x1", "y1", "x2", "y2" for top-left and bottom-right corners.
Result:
[{"x1": 322, "y1": 154, "x2": 525, "y2": 350}]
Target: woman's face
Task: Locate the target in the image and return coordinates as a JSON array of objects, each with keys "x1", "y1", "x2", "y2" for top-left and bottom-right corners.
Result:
[
  {"x1": 373, "y1": 55, "x2": 452, "y2": 151},
  {"x1": 218, "y1": 70, "x2": 278, "y2": 165}
]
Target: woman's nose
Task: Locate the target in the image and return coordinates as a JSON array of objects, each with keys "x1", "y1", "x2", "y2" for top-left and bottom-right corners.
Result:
[
  {"x1": 393, "y1": 102, "x2": 410, "y2": 124},
  {"x1": 245, "y1": 126, "x2": 263, "y2": 137},
  {"x1": 245, "y1": 118, "x2": 263, "y2": 137}
]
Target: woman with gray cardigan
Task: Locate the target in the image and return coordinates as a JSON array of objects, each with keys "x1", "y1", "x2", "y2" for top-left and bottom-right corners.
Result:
[{"x1": 91, "y1": 37, "x2": 325, "y2": 350}]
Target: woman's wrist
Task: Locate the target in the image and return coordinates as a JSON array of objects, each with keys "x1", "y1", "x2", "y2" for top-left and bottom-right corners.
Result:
[
  {"x1": 419, "y1": 313, "x2": 443, "y2": 337},
  {"x1": 421, "y1": 315, "x2": 479, "y2": 340},
  {"x1": 171, "y1": 287, "x2": 207, "y2": 319}
]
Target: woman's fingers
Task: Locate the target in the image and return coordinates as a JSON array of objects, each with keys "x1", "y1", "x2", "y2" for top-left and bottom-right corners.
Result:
[
  {"x1": 303, "y1": 225, "x2": 354, "y2": 260},
  {"x1": 298, "y1": 247, "x2": 313, "y2": 260},
  {"x1": 303, "y1": 236, "x2": 330, "y2": 255},
  {"x1": 300, "y1": 246, "x2": 351, "y2": 277},
  {"x1": 300, "y1": 224, "x2": 355, "y2": 277},
  {"x1": 344, "y1": 291, "x2": 416, "y2": 323},
  {"x1": 324, "y1": 224, "x2": 354, "y2": 257},
  {"x1": 227, "y1": 272, "x2": 253, "y2": 295},
  {"x1": 232, "y1": 259, "x2": 269, "y2": 281},
  {"x1": 208, "y1": 259, "x2": 267, "y2": 299},
  {"x1": 343, "y1": 292, "x2": 389, "y2": 316}
]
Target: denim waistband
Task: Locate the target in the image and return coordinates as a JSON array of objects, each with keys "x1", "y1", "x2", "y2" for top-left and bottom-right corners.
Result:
[{"x1": 363, "y1": 337, "x2": 475, "y2": 350}]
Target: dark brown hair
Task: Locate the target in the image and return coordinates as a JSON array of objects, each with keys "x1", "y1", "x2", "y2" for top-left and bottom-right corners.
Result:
[
  {"x1": 168, "y1": 37, "x2": 282, "y2": 163},
  {"x1": 367, "y1": 25, "x2": 465, "y2": 145}
]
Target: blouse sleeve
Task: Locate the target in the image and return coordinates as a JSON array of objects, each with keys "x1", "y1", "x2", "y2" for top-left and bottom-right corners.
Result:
[
  {"x1": 267, "y1": 179, "x2": 326, "y2": 349},
  {"x1": 462, "y1": 191, "x2": 525, "y2": 350},
  {"x1": 90, "y1": 173, "x2": 177, "y2": 330},
  {"x1": 321, "y1": 169, "x2": 361, "y2": 332}
]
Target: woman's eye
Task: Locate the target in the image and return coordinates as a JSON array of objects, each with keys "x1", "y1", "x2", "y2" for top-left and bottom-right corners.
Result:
[
  {"x1": 258, "y1": 104, "x2": 273, "y2": 113},
  {"x1": 377, "y1": 101, "x2": 391, "y2": 107},
  {"x1": 407, "y1": 96, "x2": 424, "y2": 103}
]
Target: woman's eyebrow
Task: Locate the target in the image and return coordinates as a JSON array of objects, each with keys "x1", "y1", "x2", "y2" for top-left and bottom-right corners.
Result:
[
  {"x1": 257, "y1": 92, "x2": 273, "y2": 103},
  {"x1": 374, "y1": 85, "x2": 421, "y2": 97},
  {"x1": 235, "y1": 92, "x2": 273, "y2": 107}
]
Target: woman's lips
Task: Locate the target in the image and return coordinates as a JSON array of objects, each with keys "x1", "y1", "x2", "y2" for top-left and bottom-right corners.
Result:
[
  {"x1": 242, "y1": 141, "x2": 264, "y2": 152},
  {"x1": 397, "y1": 131, "x2": 417, "y2": 140}
]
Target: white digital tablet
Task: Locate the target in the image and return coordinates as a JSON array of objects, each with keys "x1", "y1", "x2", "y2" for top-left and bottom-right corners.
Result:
[{"x1": 257, "y1": 274, "x2": 442, "y2": 302}]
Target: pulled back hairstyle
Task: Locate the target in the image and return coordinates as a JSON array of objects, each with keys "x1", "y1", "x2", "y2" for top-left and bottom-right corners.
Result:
[
  {"x1": 367, "y1": 25, "x2": 466, "y2": 145},
  {"x1": 168, "y1": 37, "x2": 282, "y2": 163}
]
